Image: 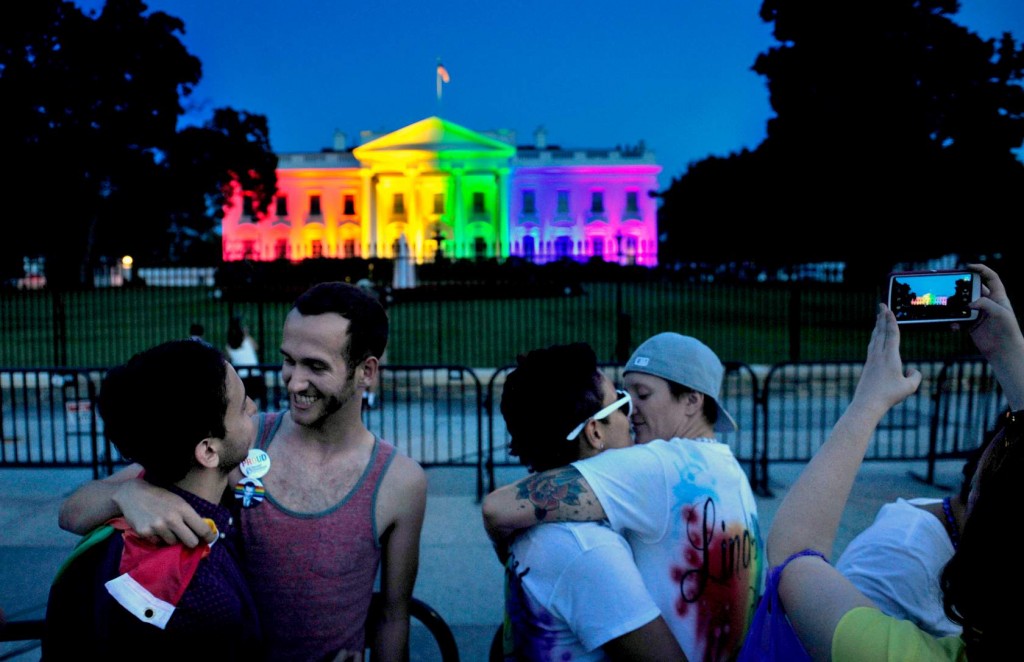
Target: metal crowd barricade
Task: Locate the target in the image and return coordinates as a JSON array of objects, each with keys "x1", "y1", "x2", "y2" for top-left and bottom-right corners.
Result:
[
  {"x1": 1, "y1": 358, "x2": 1002, "y2": 503},
  {"x1": 0, "y1": 367, "x2": 115, "y2": 478},
  {"x1": 757, "y1": 357, "x2": 1003, "y2": 496},
  {"x1": 916, "y1": 356, "x2": 1004, "y2": 486},
  {"x1": 2, "y1": 364, "x2": 490, "y2": 497},
  {"x1": 364, "y1": 365, "x2": 486, "y2": 499},
  {"x1": 249, "y1": 363, "x2": 488, "y2": 499},
  {"x1": 720, "y1": 362, "x2": 761, "y2": 490}
]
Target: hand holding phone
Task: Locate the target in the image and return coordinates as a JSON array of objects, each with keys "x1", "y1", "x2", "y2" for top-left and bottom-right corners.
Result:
[{"x1": 887, "y1": 270, "x2": 981, "y2": 325}]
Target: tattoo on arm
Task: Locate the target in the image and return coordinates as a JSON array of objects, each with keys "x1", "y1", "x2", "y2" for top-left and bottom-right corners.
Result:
[{"x1": 516, "y1": 467, "x2": 586, "y2": 522}]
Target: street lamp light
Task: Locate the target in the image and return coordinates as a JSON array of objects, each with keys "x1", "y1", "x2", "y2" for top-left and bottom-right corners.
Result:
[{"x1": 121, "y1": 255, "x2": 133, "y2": 283}]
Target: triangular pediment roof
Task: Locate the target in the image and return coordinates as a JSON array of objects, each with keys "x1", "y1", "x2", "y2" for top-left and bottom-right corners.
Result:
[{"x1": 353, "y1": 116, "x2": 516, "y2": 163}]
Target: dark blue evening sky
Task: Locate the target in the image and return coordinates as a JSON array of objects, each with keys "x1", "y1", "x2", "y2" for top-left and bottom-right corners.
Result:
[{"x1": 78, "y1": 1, "x2": 1024, "y2": 190}]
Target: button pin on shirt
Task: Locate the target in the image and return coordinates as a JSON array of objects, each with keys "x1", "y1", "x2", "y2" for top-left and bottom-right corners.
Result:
[
  {"x1": 239, "y1": 448, "x2": 271, "y2": 480},
  {"x1": 234, "y1": 477, "x2": 265, "y2": 509}
]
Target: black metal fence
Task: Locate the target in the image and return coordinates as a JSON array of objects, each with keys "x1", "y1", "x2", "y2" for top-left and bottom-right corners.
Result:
[
  {"x1": 1, "y1": 261, "x2": 992, "y2": 370},
  {"x1": 757, "y1": 357, "x2": 1003, "y2": 494},
  {"x1": 2, "y1": 358, "x2": 1003, "y2": 500}
]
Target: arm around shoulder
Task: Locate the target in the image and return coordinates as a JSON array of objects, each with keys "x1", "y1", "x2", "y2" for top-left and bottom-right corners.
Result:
[
  {"x1": 481, "y1": 465, "x2": 605, "y2": 551},
  {"x1": 58, "y1": 463, "x2": 144, "y2": 534},
  {"x1": 58, "y1": 462, "x2": 213, "y2": 547}
]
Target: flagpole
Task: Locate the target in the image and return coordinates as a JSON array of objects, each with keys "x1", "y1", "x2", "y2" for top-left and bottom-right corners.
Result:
[{"x1": 436, "y1": 57, "x2": 449, "y2": 114}]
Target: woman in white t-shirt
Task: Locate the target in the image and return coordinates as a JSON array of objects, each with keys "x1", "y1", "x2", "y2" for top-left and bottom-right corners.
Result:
[{"x1": 226, "y1": 316, "x2": 266, "y2": 406}]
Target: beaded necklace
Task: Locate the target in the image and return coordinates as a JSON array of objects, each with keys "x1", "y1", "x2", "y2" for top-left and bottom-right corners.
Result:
[{"x1": 941, "y1": 496, "x2": 960, "y2": 550}]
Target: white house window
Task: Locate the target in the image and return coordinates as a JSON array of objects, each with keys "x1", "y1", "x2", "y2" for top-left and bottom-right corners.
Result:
[
  {"x1": 433, "y1": 193, "x2": 445, "y2": 214},
  {"x1": 625, "y1": 191, "x2": 639, "y2": 214},
  {"x1": 556, "y1": 190, "x2": 570, "y2": 214},
  {"x1": 309, "y1": 195, "x2": 322, "y2": 216},
  {"x1": 343, "y1": 194, "x2": 356, "y2": 216},
  {"x1": 275, "y1": 196, "x2": 288, "y2": 217},
  {"x1": 590, "y1": 191, "x2": 604, "y2": 214},
  {"x1": 522, "y1": 190, "x2": 536, "y2": 214},
  {"x1": 393, "y1": 193, "x2": 405, "y2": 215}
]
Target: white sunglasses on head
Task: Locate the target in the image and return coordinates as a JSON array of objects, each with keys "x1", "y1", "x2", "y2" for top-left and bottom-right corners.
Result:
[{"x1": 566, "y1": 389, "x2": 633, "y2": 441}]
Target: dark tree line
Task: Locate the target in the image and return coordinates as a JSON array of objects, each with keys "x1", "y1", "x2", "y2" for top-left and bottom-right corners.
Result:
[
  {"x1": 658, "y1": 0, "x2": 1024, "y2": 278},
  {"x1": 0, "y1": 0, "x2": 277, "y2": 285}
]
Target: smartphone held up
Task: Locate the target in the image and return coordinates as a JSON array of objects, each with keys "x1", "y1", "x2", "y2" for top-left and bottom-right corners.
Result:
[{"x1": 887, "y1": 270, "x2": 981, "y2": 325}]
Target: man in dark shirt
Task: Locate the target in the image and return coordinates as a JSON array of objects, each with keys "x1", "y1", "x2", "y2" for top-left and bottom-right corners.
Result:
[{"x1": 43, "y1": 340, "x2": 263, "y2": 659}]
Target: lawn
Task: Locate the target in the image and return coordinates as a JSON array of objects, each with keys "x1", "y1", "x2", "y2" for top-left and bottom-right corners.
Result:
[{"x1": 0, "y1": 280, "x2": 979, "y2": 369}]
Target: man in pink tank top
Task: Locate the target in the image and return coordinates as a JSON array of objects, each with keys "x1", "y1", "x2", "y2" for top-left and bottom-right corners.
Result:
[{"x1": 59, "y1": 282, "x2": 428, "y2": 662}]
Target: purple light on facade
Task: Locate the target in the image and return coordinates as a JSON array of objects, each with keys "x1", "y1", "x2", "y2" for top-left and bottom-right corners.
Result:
[{"x1": 509, "y1": 163, "x2": 661, "y2": 266}]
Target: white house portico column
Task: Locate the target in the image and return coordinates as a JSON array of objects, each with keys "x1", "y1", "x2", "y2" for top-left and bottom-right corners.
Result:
[
  {"x1": 496, "y1": 167, "x2": 510, "y2": 257},
  {"x1": 361, "y1": 171, "x2": 378, "y2": 257},
  {"x1": 452, "y1": 167, "x2": 464, "y2": 257},
  {"x1": 405, "y1": 169, "x2": 419, "y2": 260}
]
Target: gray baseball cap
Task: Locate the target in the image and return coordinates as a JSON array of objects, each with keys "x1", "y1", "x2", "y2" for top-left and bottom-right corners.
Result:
[{"x1": 624, "y1": 332, "x2": 737, "y2": 432}]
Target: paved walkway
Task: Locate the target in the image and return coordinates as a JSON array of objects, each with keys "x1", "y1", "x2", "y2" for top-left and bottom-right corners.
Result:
[{"x1": 1, "y1": 459, "x2": 965, "y2": 661}]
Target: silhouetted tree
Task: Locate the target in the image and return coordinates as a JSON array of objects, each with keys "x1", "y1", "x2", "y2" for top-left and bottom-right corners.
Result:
[
  {"x1": 659, "y1": 0, "x2": 1024, "y2": 274},
  {"x1": 161, "y1": 109, "x2": 278, "y2": 263},
  {"x1": 0, "y1": 0, "x2": 277, "y2": 284}
]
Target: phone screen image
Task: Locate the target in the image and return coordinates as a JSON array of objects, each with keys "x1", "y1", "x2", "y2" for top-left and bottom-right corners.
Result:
[{"x1": 888, "y1": 272, "x2": 978, "y2": 324}]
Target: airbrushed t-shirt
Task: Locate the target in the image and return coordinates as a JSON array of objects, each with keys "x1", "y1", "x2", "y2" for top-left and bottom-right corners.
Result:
[{"x1": 573, "y1": 437, "x2": 765, "y2": 661}]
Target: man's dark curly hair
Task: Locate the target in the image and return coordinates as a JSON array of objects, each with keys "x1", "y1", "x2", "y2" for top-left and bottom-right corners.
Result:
[
  {"x1": 99, "y1": 340, "x2": 229, "y2": 486},
  {"x1": 500, "y1": 342, "x2": 605, "y2": 473}
]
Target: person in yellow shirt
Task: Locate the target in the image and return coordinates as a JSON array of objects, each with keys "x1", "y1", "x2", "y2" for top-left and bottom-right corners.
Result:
[{"x1": 764, "y1": 263, "x2": 1021, "y2": 661}]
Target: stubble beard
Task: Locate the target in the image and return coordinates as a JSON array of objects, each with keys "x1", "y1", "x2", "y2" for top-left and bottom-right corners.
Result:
[
  {"x1": 293, "y1": 382, "x2": 358, "y2": 431},
  {"x1": 218, "y1": 441, "x2": 249, "y2": 474}
]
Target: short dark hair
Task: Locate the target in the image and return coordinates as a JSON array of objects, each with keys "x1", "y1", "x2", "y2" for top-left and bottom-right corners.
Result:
[
  {"x1": 666, "y1": 380, "x2": 719, "y2": 426},
  {"x1": 501, "y1": 342, "x2": 605, "y2": 473},
  {"x1": 292, "y1": 281, "x2": 389, "y2": 367},
  {"x1": 99, "y1": 340, "x2": 229, "y2": 485}
]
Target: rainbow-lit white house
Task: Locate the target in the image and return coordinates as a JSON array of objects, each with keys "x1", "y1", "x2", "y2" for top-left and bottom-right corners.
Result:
[{"x1": 221, "y1": 116, "x2": 661, "y2": 266}]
